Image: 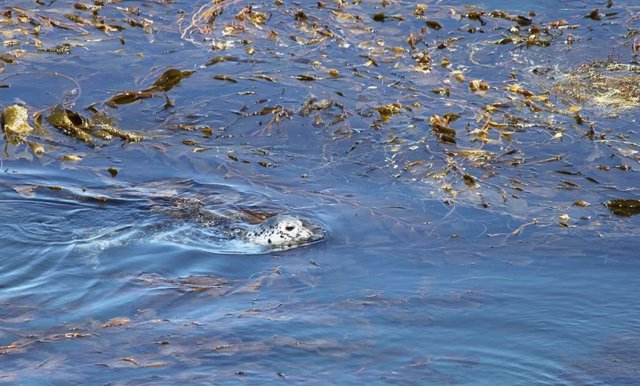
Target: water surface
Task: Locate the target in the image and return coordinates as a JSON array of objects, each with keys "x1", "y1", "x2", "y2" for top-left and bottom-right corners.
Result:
[{"x1": 1, "y1": 0, "x2": 639, "y2": 384}]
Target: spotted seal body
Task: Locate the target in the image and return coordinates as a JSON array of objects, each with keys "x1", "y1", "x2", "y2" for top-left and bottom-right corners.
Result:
[
  {"x1": 148, "y1": 195, "x2": 326, "y2": 253},
  {"x1": 224, "y1": 214, "x2": 325, "y2": 252}
]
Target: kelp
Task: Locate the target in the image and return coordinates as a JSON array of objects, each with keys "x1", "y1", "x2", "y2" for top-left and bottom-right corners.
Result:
[
  {"x1": 96, "y1": 123, "x2": 144, "y2": 142},
  {"x1": 234, "y1": 5, "x2": 268, "y2": 27},
  {"x1": 430, "y1": 114, "x2": 457, "y2": 144},
  {"x1": 106, "y1": 91, "x2": 153, "y2": 107},
  {"x1": 605, "y1": 199, "x2": 640, "y2": 217},
  {"x1": 27, "y1": 141, "x2": 45, "y2": 157},
  {"x1": 1, "y1": 104, "x2": 33, "y2": 145},
  {"x1": 104, "y1": 69, "x2": 193, "y2": 108},
  {"x1": 61, "y1": 153, "x2": 83, "y2": 162},
  {"x1": 143, "y1": 69, "x2": 194, "y2": 93},
  {"x1": 64, "y1": 11, "x2": 124, "y2": 33},
  {"x1": 46, "y1": 108, "x2": 94, "y2": 143},
  {"x1": 376, "y1": 103, "x2": 402, "y2": 122},
  {"x1": 372, "y1": 13, "x2": 404, "y2": 22},
  {"x1": 212, "y1": 74, "x2": 237, "y2": 83},
  {"x1": 1, "y1": 0, "x2": 638, "y2": 234},
  {"x1": 1, "y1": 4, "x2": 640, "y2": 378},
  {"x1": 36, "y1": 43, "x2": 74, "y2": 54},
  {"x1": 1, "y1": 104, "x2": 50, "y2": 158},
  {"x1": 44, "y1": 107, "x2": 144, "y2": 143},
  {"x1": 551, "y1": 61, "x2": 640, "y2": 111},
  {"x1": 300, "y1": 97, "x2": 334, "y2": 116}
]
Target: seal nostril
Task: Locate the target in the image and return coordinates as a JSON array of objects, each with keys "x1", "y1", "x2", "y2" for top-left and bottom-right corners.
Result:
[{"x1": 285, "y1": 226, "x2": 295, "y2": 231}]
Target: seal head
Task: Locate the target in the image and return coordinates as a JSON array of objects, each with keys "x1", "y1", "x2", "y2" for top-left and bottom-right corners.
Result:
[{"x1": 227, "y1": 214, "x2": 325, "y2": 251}]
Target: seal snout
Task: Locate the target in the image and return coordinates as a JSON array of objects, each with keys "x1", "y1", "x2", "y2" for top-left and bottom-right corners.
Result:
[{"x1": 299, "y1": 218, "x2": 326, "y2": 242}]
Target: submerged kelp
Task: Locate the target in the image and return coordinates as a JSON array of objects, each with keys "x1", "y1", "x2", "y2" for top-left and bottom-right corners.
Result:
[{"x1": 564, "y1": 335, "x2": 640, "y2": 385}]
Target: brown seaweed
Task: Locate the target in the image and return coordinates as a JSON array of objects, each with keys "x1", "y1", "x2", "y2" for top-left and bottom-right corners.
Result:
[{"x1": 604, "y1": 199, "x2": 640, "y2": 217}]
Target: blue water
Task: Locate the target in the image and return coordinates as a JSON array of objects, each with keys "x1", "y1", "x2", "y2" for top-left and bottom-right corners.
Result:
[{"x1": 2, "y1": 0, "x2": 640, "y2": 384}]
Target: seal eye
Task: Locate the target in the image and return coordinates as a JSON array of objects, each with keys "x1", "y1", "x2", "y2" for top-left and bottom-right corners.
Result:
[{"x1": 285, "y1": 225, "x2": 295, "y2": 231}]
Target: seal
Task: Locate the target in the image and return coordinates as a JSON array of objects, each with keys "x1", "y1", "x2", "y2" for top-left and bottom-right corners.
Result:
[
  {"x1": 223, "y1": 214, "x2": 325, "y2": 252},
  {"x1": 149, "y1": 196, "x2": 326, "y2": 251},
  {"x1": 43, "y1": 179, "x2": 328, "y2": 258}
]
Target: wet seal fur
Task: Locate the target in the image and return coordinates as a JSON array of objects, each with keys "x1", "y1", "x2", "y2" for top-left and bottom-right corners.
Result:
[
  {"x1": 149, "y1": 195, "x2": 326, "y2": 253},
  {"x1": 224, "y1": 214, "x2": 325, "y2": 252}
]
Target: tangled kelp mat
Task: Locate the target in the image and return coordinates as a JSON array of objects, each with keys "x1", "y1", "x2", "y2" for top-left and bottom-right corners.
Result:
[{"x1": 550, "y1": 61, "x2": 640, "y2": 112}]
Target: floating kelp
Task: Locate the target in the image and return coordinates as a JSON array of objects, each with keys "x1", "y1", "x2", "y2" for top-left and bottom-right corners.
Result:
[
  {"x1": 106, "y1": 91, "x2": 153, "y2": 107},
  {"x1": 212, "y1": 74, "x2": 237, "y2": 83},
  {"x1": 27, "y1": 140, "x2": 45, "y2": 157},
  {"x1": 295, "y1": 74, "x2": 321, "y2": 81},
  {"x1": 372, "y1": 13, "x2": 404, "y2": 22},
  {"x1": 143, "y1": 69, "x2": 194, "y2": 93},
  {"x1": 430, "y1": 114, "x2": 457, "y2": 144},
  {"x1": 206, "y1": 55, "x2": 238, "y2": 66},
  {"x1": 1, "y1": 0, "x2": 638, "y2": 229},
  {"x1": 102, "y1": 317, "x2": 130, "y2": 328},
  {"x1": 551, "y1": 61, "x2": 640, "y2": 111},
  {"x1": 61, "y1": 153, "x2": 83, "y2": 162},
  {"x1": 44, "y1": 107, "x2": 144, "y2": 144},
  {"x1": 73, "y1": 2, "x2": 102, "y2": 13},
  {"x1": 102, "y1": 124, "x2": 144, "y2": 142},
  {"x1": 376, "y1": 103, "x2": 402, "y2": 122},
  {"x1": 35, "y1": 42, "x2": 74, "y2": 54},
  {"x1": 46, "y1": 108, "x2": 94, "y2": 143},
  {"x1": 1, "y1": 104, "x2": 33, "y2": 145},
  {"x1": 299, "y1": 97, "x2": 334, "y2": 116},
  {"x1": 103, "y1": 69, "x2": 193, "y2": 108},
  {"x1": 425, "y1": 20, "x2": 442, "y2": 30},
  {"x1": 64, "y1": 11, "x2": 124, "y2": 33},
  {"x1": 605, "y1": 199, "x2": 640, "y2": 217},
  {"x1": 234, "y1": 5, "x2": 268, "y2": 27},
  {"x1": 469, "y1": 79, "x2": 489, "y2": 93},
  {"x1": 461, "y1": 9, "x2": 533, "y2": 26}
]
